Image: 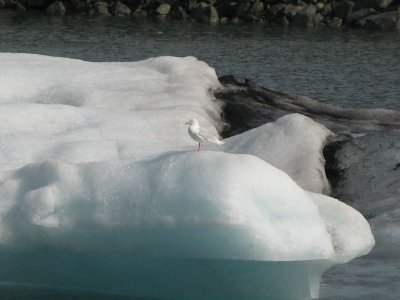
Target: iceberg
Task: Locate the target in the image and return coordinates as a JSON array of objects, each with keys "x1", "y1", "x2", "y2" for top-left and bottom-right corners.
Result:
[
  {"x1": 0, "y1": 54, "x2": 374, "y2": 299},
  {"x1": 221, "y1": 113, "x2": 335, "y2": 194}
]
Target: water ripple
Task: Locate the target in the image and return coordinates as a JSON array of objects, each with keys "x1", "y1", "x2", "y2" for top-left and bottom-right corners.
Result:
[{"x1": 0, "y1": 10, "x2": 399, "y2": 109}]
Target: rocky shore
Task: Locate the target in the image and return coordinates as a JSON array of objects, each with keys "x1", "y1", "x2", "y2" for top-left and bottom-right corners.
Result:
[{"x1": 0, "y1": 0, "x2": 399, "y2": 30}]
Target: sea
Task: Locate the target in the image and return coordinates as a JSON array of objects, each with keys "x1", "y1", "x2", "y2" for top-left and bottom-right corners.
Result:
[
  {"x1": 1, "y1": 10, "x2": 399, "y2": 109},
  {"x1": 0, "y1": 9, "x2": 399, "y2": 300}
]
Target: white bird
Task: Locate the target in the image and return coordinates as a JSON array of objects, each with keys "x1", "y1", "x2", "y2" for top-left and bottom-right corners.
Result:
[{"x1": 185, "y1": 119, "x2": 224, "y2": 151}]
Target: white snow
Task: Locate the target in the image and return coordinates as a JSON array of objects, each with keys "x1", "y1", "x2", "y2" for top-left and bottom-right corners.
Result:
[
  {"x1": 221, "y1": 113, "x2": 335, "y2": 194},
  {"x1": 0, "y1": 53, "x2": 375, "y2": 298},
  {"x1": 0, "y1": 54, "x2": 222, "y2": 171},
  {"x1": 2, "y1": 153, "x2": 337, "y2": 261},
  {"x1": 308, "y1": 192, "x2": 375, "y2": 262}
]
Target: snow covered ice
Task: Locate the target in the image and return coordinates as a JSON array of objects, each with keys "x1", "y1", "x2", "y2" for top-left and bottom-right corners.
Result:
[
  {"x1": 220, "y1": 113, "x2": 335, "y2": 194},
  {"x1": 0, "y1": 53, "x2": 374, "y2": 299}
]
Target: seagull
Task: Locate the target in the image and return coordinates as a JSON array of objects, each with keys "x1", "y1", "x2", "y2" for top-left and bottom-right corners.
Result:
[{"x1": 185, "y1": 119, "x2": 224, "y2": 151}]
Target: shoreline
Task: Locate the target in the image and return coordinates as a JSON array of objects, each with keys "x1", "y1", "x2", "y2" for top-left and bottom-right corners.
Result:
[{"x1": 1, "y1": 0, "x2": 399, "y2": 30}]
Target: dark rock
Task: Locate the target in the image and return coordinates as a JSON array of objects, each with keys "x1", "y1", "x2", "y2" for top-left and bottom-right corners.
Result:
[
  {"x1": 316, "y1": 2, "x2": 325, "y2": 11},
  {"x1": 362, "y1": 11, "x2": 400, "y2": 29},
  {"x1": 354, "y1": 0, "x2": 373, "y2": 10},
  {"x1": 291, "y1": 4, "x2": 317, "y2": 27},
  {"x1": 239, "y1": 13, "x2": 260, "y2": 22},
  {"x1": 323, "y1": 141, "x2": 347, "y2": 194},
  {"x1": 216, "y1": 76, "x2": 400, "y2": 137},
  {"x1": 120, "y1": 0, "x2": 140, "y2": 10},
  {"x1": 375, "y1": 0, "x2": 393, "y2": 8},
  {"x1": 333, "y1": 0, "x2": 355, "y2": 20},
  {"x1": 23, "y1": 0, "x2": 51, "y2": 8},
  {"x1": 114, "y1": 1, "x2": 131, "y2": 16},
  {"x1": 170, "y1": 5, "x2": 189, "y2": 20},
  {"x1": 236, "y1": 1, "x2": 251, "y2": 14},
  {"x1": 142, "y1": 0, "x2": 160, "y2": 12},
  {"x1": 46, "y1": 0, "x2": 66, "y2": 15},
  {"x1": 0, "y1": 0, "x2": 5, "y2": 8},
  {"x1": 217, "y1": 1, "x2": 237, "y2": 17},
  {"x1": 192, "y1": 5, "x2": 219, "y2": 24},
  {"x1": 383, "y1": 3, "x2": 400, "y2": 12},
  {"x1": 250, "y1": 0, "x2": 264, "y2": 15},
  {"x1": 282, "y1": 4, "x2": 302, "y2": 19},
  {"x1": 266, "y1": 3, "x2": 284, "y2": 20},
  {"x1": 276, "y1": 14, "x2": 290, "y2": 25},
  {"x1": 219, "y1": 16, "x2": 229, "y2": 23},
  {"x1": 16, "y1": 1, "x2": 25, "y2": 11},
  {"x1": 209, "y1": 5, "x2": 220, "y2": 23},
  {"x1": 314, "y1": 12, "x2": 324, "y2": 24},
  {"x1": 5, "y1": 0, "x2": 16, "y2": 8},
  {"x1": 215, "y1": 1, "x2": 235, "y2": 17},
  {"x1": 156, "y1": 3, "x2": 171, "y2": 15},
  {"x1": 2, "y1": 0, "x2": 15, "y2": 8},
  {"x1": 187, "y1": 0, "x2": 198, "y2": 11},
  {"x1": 231, "y1": 16, "x2": 241, "y2": 23},
  {"x1": 320, "y1": 3, "x2": 333, "y2": 17},
  {"x1": 93, "y1": 1, "x2": 111, "y2": 16},
  {"x1": 329, "y1": 16, "x2": 343, "y2": 27},
  {"x1": 199, "y1": 2, "x2": 210, "y2": 8},
  {"x1": 132, "y1": 6, "x2": 147, "y2": 17},
  {"x1": 327, "y1": 131, "x2": 400, "y2": 222},
  {"x1": 346, "y1": 7, "x2": 377, "y2": 25},
  {"x1": 71, "y1": 0, "x2": 88, "y2": 12}
]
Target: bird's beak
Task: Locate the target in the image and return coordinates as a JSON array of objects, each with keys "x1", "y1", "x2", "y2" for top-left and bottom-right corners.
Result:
[{"x1": 185, "y1": 122, "x2": 190, "y2": 125}]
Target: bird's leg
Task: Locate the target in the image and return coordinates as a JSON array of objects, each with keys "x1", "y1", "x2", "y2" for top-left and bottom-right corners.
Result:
[{"x1": 197, "y1": 142, "x2": 201, "y2": 151}]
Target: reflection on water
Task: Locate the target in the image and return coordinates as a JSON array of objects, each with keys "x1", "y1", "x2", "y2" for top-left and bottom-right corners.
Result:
[
  {"x1": 1, "y1": 10, "x2": 399, "y2": 109},
  {"x1": 0, "y1": 250, "x2": 330, "y2": 299}
]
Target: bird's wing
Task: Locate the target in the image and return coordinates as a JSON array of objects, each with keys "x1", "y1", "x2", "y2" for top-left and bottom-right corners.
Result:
[{"x1": 199, "y1": 128, "x2": 224, "y2": 144}]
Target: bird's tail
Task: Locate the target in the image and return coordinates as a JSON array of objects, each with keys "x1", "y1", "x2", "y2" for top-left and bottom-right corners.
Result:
[{"x1": 206, "y1": 135, "x2": 225, "y2": 146}]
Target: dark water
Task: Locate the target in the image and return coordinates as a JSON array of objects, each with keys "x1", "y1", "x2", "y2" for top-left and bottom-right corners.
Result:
[
  {"x1": 0, "y1": 10, "x2": 399, "y2": 109},
  {"x1": 0, "y1": 10, "x2": 399, "y2": 300}
]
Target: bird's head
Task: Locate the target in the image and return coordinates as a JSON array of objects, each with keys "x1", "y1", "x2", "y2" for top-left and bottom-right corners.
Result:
[{"x1": 185, "y1": 119, "x2": 199, "y2": 126}]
